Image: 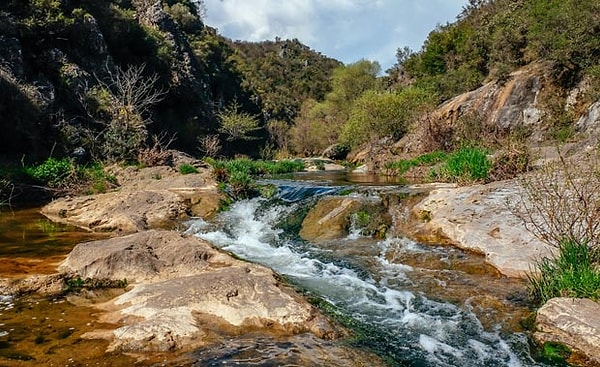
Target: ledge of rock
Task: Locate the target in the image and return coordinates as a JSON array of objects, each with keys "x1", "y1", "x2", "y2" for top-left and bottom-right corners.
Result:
[
  {"x1": 299, "y1": 195, "x2": 390, "y2": 242},
  {"x1": 534, "y1": 297, "x2": 600, "y2": 366},
  {"x1": 60, "y1": 230, "x2": 337, "y2": 352},
  {"x1": 41, "y1": 164, "x2": 221, "y2": 233},
  {"x1": 407, "y1": 180, "x2": 552, "y2": 278}
]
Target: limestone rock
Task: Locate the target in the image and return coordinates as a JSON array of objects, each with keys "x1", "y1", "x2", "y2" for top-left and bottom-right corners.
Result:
[
  {"x1": 409, "y1": 180, "x2": 552, "y2": 277},
  {"x1": 41, "y1": 165, "x2": 220, "y2": 233},
  {"x1": 64, "y1": 230, "x2": 336, "y2": 352},
  {"x1": 300, "y1": 196, "x2": 390, "y2": 242},
  {"x1": 534, "y1": 297, "x2": 600, "y2": 366}
]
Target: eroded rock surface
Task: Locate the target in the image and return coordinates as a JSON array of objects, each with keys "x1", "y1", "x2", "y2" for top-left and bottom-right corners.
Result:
[
  {"x1": 407, "y1": 180, "x2": 552, "y2": 278},
  {"x1": 61, "y1": 230, "x2": 336, "y2": 352},
  {"x1": 300, "y1": 195, "x2": 390, "y2": 242},
  {"x1": 41, "y1": 163, "x2": 221, "y2": 233},
  {"x1": 534, "y1": 297, "x2": 600, "y2": 366}
]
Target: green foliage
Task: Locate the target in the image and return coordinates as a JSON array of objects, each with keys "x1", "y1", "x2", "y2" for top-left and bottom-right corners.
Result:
[
  {"x1": 539, "y1": 342, "x2": 570, "y2": 365},
  {"x1": 394, "y1": 0, "x2": 600, "y2": 100},
  {"x1": 218, "y1": 101, "x2": 261, "y2": 142},
  {"x1": 26, "y1": 158, "x2": 74, "y2": 187},
  {"x1": 291, "y1": 60, "x2": 382, "y2": 155},
  {"x1": 179, "y1": 164, "x2": 198, "y2": 175},
  {"x1": 228, "y1": 171, "x2": 255, "y2": 200},
  {"x1": 78, "y1": 162, "x2": 118, "y2": 195},
  {"x1": 527, "y1": 240, "x2": 600, "y2": 305},
  {"x1": 231, "y1": 38, "x2": 341, "y2": 122},
  {"x1": 341, "y1": 87, "x2": 435, "y2": 148},
  {"x1": 207, "y1": 158, "x2": 304, "y2": 201},
  {"x1": 432, "y1": 146, "x2": 491, "y2": 182}
]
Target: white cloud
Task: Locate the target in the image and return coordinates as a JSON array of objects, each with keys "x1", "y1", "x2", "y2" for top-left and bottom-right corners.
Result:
[{"x1": 203, "y1": 0, "x2": 467, "y2": 70}]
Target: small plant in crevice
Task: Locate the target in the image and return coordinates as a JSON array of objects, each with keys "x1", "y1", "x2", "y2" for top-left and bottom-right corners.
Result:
[{"x1": 179, "y1": 163, "x2": 198, "y2": 175}]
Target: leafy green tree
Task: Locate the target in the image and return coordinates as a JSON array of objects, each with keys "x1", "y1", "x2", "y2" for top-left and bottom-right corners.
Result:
[
  {"x1": 340, "y1": 87, "x2": 435, "y2": 148},
  {"x1": 217, "y1": 101, "x2": 261, "y2": 142}
]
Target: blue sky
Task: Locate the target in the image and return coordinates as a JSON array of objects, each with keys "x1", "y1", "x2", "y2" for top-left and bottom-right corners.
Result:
[{"x1": 203, "y1": 0, "x2": 468, "y2": 71}]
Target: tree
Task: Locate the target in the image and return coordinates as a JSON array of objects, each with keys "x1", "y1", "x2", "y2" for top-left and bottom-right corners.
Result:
[
  {"x1": 217, "y1": 101, "x2": 261, "y2": 141},
  {"x1": 340, "y1": 87, "x2": 434, "y2": 148}
]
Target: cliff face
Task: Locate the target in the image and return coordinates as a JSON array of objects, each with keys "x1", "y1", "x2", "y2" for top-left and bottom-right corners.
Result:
[
  {"x1": 353, "y1": 62, "x2": 599, "y2": 172},
  {"x1": 0, "y1": 1, "x2": 215, "y2": 158}
]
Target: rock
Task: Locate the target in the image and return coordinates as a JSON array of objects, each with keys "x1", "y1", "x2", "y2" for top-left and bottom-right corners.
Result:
[
  {"x1": 408, "y1": 180, "x2": 552, "y2": 277},
  {"x1": 322, "y1": 144, "x2": 350, "y2": 160},
  {"x1": 41, "y1": 165, "x2": 221, "y2": 233},
  {"x1": 300, "y1": 196, "x2": 390, "y2": 242},
  {"x1": 576, "y1": 100, "x2": 600, "y2": 138},
  {"x1": 63, "y1": 230, "x2": 337, "y2": 352},
  {"x1": 534, "y1": 297, "x2": 600, "y2": 366}
]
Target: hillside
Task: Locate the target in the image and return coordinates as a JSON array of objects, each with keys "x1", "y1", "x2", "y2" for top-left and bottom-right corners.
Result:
[{"x1": 0, "y1": 0, "x2": 338, "y2": 161}]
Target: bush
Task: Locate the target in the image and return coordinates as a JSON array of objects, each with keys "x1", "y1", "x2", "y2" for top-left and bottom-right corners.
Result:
[
  {"x1": 510, "y1": 149, "x2": 600, "y2": 305},
  {"x1": 26, "y1": 158, "x2": 74, "y2": 187},
  {"x1": 527, "y1": 240, "x2": 600, "y2": 305},
  {"x1": 340, "y1": 87, "x2": 434, "y2": 148}
]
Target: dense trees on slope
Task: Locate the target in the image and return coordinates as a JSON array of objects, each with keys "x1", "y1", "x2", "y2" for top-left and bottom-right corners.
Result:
[{"x1": 0, "y1": 0, "x2": 339, "y2": 161}]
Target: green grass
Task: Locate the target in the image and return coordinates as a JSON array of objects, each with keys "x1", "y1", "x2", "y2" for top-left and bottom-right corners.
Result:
[
  {"x1": 179, "y1": 163, "x2": 198, "y2": 175},
  {"x1": 528, "y1": 240, "x2": 600, "y2": 305},
  {"x1": 386, "y1": 147, "x2": 490, "y2": 183},
  {"x1": 385, "y1": 151, "x2": 448, "y2": 175},
  {"x1": 433, "y1": 146, "x2": 490, "y2": 182},
  {"x1": 206, "y1": 158, "x2": 305, "y2": 200}
]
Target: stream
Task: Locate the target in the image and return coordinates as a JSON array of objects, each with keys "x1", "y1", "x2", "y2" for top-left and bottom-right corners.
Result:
[
  {"x1": 184, "y1": 175, "x2": 557, "y2": 367},
  {"x1": 0, "y1": 174, "x2": 563, "y2": 366}
]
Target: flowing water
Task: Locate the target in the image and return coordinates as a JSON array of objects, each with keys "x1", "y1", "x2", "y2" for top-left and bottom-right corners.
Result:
[{"x1": 184, "y1": 177, "x2": 558, "y2": 367}]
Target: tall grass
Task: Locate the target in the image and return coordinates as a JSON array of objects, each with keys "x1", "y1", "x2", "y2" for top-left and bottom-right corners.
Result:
[
  {"x1": 528, "y1": 240, "x2": 600, "y2": 305},
  {"x1": 386, "y1": 147, "x2": 490, "y2": 183}
]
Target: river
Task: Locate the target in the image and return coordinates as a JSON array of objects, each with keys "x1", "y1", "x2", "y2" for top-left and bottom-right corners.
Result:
[{"x1": 0, "y1": 173, "x2": 564, "y2": 366}]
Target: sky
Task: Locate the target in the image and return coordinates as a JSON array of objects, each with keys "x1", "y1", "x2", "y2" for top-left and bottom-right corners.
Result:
[{"x1": 202, "y1": 0, "x2": 468, "y2": 71}]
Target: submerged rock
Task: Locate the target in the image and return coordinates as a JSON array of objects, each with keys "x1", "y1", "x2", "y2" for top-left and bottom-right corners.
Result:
[
  {"x1": 534, "y1": 297, "x2": 600, "y2": 366},
  {"x1": 61, "y1": 230, "x2": 338, "y2": 352}
]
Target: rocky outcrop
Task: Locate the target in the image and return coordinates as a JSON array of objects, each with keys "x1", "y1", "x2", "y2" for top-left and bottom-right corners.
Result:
[
  {"x1": 41, "y1": 162, "x2": 221, "y2": 233},
  {"x1": 406, "y1": 180, "x2": 552, "y2": 278},
  {"x1": 300, "y1": 195, "x2": 390, "y2": 242},
  {"x1": 60, "y1": 230, "x2": 337, "y2": 352},
  {"x1": 534, "y1": 298, "x2": 600, "y2": 366}
]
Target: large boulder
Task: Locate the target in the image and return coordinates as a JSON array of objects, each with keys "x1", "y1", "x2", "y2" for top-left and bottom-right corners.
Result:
[
  {"x1": 534, "y1": 298, "x2": 600, "y2": 366},
  {"x1": 407, "y1": 180, "x2": 552, "y2": 278},
  {"x1": 61, "y1": 230, "x2": 337, "y2": 352},
  {"x1": 41, "y1": 164, "x2": 221, "y2": 233},
  {"x1": 300, "y1": 196, "x2": 390, "y2": 242}
]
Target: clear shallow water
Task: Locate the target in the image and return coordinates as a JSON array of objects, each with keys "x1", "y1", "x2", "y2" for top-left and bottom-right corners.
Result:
[{"x1": 185, "y1": 181, "x2": 556, "y2": 367}]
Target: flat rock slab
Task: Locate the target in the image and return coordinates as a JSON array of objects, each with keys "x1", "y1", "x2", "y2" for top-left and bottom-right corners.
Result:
[
  {"x1": 535, "y1": 297, "x2": 600, "y2": 366},
  {"x1": 61, "y1": 230, "x2": 334, "y2": 352},
  {"x1": 410, "y1": 180, "x2": 552, "y2": 277},
  {"x1": 41, "y1": 165, "x2": 221, "y2": 233}
]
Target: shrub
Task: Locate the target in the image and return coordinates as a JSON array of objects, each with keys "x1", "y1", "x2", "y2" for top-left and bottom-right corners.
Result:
[
  {"x1": 228, "y1": 171, "x2": 255, "y2": 199},
  {"x1": 340, "y1": 87, "x2": 434, "y2": 148},
  {"x1": 26, "y1": 158, "x2": 74, "y2": 187},
  {"x1": 179, "y1": 164, "x2": 198, "y2": 175}
]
